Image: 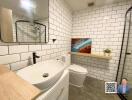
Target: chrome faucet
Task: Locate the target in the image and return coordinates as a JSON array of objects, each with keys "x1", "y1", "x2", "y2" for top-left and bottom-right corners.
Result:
[{"x1": 33, "y1": 52, "x2": 40, "y2": 64}]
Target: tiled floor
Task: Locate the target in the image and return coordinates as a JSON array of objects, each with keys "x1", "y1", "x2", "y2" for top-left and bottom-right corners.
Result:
[{"x1": 69, "y1": 76, "x2": 120, "y2": 100}]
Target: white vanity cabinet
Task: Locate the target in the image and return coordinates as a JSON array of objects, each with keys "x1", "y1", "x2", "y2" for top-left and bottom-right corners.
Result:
[{"x1": 36, "y1": 70, "x2": 69, "y2": 100}]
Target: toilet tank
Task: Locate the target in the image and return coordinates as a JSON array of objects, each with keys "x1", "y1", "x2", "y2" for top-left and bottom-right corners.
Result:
[{"x1": 62, "y1": 54, "x2": 71, "y2": 67}]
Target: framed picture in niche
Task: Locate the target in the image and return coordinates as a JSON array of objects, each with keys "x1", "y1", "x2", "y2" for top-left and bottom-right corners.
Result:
[{"x1": 71, "y1": 38, "x2": 92, "y2": 53}]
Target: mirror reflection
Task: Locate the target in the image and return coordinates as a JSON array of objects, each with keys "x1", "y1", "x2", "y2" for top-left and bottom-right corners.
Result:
[{"x1": 0, "y1": 0, "x2": 49, "y2": 43}]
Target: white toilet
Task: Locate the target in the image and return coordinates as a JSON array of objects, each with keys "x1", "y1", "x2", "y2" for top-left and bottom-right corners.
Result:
[{"x1": 62, "y1": 54, "x2": 88, "y2": 87}]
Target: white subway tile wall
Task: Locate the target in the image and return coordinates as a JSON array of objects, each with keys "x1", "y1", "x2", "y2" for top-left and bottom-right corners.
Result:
[
  {"x1": 9, "y1": 45, "x2": 28, "y2": 54},
  {"x1": 0, "y1": 0, "x2": 131, "y2": 82},
  {"x1": 0, "y1": 54, "x2": 20, "y2": 64},
  {"x1": 0, "y1": 46, "x2": 8, "y2": 55},
  {"x1": 71, "y1": 1, "x2": 132, "y2": 81},
  {"x1": 0, "y1": 0, "x2": 72, "y2": 70}
]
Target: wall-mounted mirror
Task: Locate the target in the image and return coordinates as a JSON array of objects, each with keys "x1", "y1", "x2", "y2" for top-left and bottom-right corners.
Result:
[{"x1": 0, "y1": 0, "x2": 49, "y2": 43}]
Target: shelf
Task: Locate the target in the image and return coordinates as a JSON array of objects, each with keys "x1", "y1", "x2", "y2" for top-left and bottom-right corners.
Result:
[{"x1": 69, "y1": 52, "x2": 112, "y2": 60}]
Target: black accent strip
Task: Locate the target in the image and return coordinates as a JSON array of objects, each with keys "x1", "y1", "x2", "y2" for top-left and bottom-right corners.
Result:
[
  {"x1": 116, "y1": 6, "x2": 132, "y2": 81},
  {"x1": 117, "y1": 94, "x2": 127, "y2": 100},
  {"x1": 116, "y1": 6, "x2": 132, "y2": 100},
  {"x1": 120, "y1": 10, "x2": 131, "y2": 81}
]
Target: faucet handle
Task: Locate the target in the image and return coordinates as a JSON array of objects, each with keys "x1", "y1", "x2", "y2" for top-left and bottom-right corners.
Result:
[
  {"x1": 33, "y1": 52, "x2": 40, "y2": 58},
  {"x1": 33, "y1": 52, "x2": 36, "y2": 55},
  {"x1": 32, "y1": 52, "x2": 40, "y2": 64}
]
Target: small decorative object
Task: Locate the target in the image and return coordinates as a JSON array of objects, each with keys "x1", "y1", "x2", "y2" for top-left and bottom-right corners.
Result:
[
  {"x1": 103, "y1": 48, "x2": 111, "y2": 56},
  {"x1": 52, "y1": 39, "x2": 57, "y2": 43}
]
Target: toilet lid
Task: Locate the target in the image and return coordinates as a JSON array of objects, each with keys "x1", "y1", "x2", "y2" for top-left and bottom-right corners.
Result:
[{"x1": 69, "y1": 64, "x2": 87, "y2": 73}]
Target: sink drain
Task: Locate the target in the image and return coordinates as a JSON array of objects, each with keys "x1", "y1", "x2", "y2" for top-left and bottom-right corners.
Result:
[{"x1": 42, "y1": 73, "x2": 49, "y2": 78}]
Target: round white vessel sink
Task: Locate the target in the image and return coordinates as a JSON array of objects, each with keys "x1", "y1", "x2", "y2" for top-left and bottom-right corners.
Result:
[{"x1": 17, "y1": 59, "x2": 66, "y2": 91}]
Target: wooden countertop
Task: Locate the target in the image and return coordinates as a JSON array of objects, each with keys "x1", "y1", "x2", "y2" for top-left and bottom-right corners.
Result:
[{"x1": 0, "y1": 65, "x2": 41, "y2": 100}]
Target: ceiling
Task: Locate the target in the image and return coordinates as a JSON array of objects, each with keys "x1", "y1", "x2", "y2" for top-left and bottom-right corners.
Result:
[
  {"x1": 65, "y1": 0, "x2": 129, "y2": 11},
  {"x1": 0, "y1": 0, "x2": 48, "y2": 20}
]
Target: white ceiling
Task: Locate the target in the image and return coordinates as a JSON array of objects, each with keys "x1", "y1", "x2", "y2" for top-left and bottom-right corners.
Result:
[{"x1": 65, "y1": 0, "x2": 129, "y2": 11}]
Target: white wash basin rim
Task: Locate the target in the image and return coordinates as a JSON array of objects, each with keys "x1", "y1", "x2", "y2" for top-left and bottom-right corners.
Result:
[{"x1": 17, "y1": 59, "x2": 66, "y2": 85}]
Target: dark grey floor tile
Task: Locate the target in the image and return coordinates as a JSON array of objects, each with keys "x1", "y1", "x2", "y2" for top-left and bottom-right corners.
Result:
[{"x1": 69, "y1": 76, "x2": 120, "y2": 100}]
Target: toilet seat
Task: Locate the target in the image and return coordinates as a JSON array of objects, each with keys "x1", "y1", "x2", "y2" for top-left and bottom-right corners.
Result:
[{"x1": 69, "y1": 64, "x2": 87, "y2": 74}]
